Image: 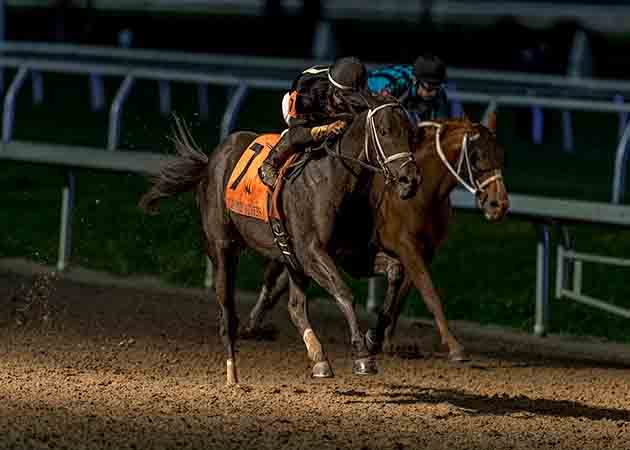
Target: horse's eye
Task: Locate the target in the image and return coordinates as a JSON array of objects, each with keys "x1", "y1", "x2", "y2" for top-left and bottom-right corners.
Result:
[{"x1": 380, "y1": 128, "x2": 388, "y2": 136}]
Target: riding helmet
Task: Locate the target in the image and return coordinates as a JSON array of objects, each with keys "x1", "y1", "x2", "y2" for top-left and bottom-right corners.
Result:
[
  {"x1": 413, "y1": 54, "x2": 446, "y2": 85},
  {"x1": 328, "y1": 56, "x2": 368, "y2": 91}
]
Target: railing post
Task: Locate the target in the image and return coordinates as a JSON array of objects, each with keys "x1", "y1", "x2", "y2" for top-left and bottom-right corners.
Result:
[
  {"x1": 2, "y1": 67, "x2": 29, "y2": 143},
  {"x1": 555, "y1": 242, "x2": 565, "y2": 300},
  {"x1": 31, "y1": 70, "x2": 44, "y2": 105},
  {"x1": 532, "y1": 105, "x2": 544, "y2": 145},
  {"x1": 562, "y1": 110, "x2": 574, "y2": 152},
  {"x1": 560, "y1": 225, "x2": 575, "y2": 291},
  {"x1": 219, "y1": 82, "x2": 249, "y2": 142},
  {"x1": 0, "y1": 0, "x2": 5, "y2": 96},
  {"x1": 614, "y1": 94, "x2": 628, "y2": 140},
  {"x1": 89, "y1": 74, "x2": 105, "y2": 111},
  {"x1": 534, "y1": 224, "x2": 551, "y2": 336},
  {"x1": 611, "y1": 119, "x2": 630, "y2": 204},
  {"x1": 57, "y1": 171, "x2": 76, "y2": 272},
  {"x1": 312, "y1": 20, "x2": 335, "y2": 60},
  {"x1": 205, "y1": 81, "x2": 250, "y2": 288},
  {"x1": 107, "y1": 74, "x2": 135, "y2": 151},
  {"x1": 482, "y1": 100, "x2": 497, "y2": 126}
]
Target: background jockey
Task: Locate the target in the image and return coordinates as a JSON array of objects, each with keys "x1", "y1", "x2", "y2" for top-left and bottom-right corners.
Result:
[
  {"x1": 259, "y1": 56, "x2": 369, "y2": 189},
  {"x1": 367, "y1": 53, "x2": 449, "y2": 125}
]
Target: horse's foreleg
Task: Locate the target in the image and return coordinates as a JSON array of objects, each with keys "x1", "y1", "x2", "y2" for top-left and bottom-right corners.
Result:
[
  {"x1": 212, "y1": 240, "x2": 241, "y2": 384},
  {"x1": 398, "y1": 241, "x2": 470, "y2": 362},
  {"x1": 241, "y1": 260, "x2": 288, "y2": 339},
  {"x1": 365, "y1": 253, "x2": 412, "y2": 355},
  {"x1": 286, "y1": 272, "x2": 333, "y2": 378},
  {"x1": 305, "y1": 244, "x2": 377, "y2": 375}
]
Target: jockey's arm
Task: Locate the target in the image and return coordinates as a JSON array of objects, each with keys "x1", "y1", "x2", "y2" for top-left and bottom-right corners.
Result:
[
  {"x1": 287, "y1": 116, "x2": 345, "y2": 146},
  {"x1": 286, "y1": 117, "x2": 315, "y2": 146}
]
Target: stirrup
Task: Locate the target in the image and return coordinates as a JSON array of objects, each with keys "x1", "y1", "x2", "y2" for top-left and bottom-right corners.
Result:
[{"x1": 258, "y1": 164, "x2": 278, "y2": 189}]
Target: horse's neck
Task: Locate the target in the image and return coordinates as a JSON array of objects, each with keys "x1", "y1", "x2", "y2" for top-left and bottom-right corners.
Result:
[
  {"x1": 338, "y1": 114, "x2": 366, "y2": 160},
  {"x1": 424, "y1": 126, "x2": 465, "y2": 203}
]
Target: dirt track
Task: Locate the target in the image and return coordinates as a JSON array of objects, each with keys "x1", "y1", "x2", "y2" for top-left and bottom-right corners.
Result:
[{"x1": 1, "y1": 268, "x2": 630, "y2": 450}]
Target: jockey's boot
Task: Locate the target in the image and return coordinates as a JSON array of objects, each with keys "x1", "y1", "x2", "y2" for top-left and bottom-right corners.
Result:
[{"x1": 258, "y1": 134, "x2": 294, "y2": 189}]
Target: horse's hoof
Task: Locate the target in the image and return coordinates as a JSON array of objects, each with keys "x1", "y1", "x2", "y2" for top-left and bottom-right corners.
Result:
[
  {"x1": 312, "y1": 361, "x2": 334, "y2": 378},
  {"x1": 448, "y1": 349, "x2": 471, "y2": 363},
  {"x1": 353, "y1": 357, "x2": 378, "y2": 375},
  {"x1": 365, "y1": 329, "x2": 382, "y2": 355}
]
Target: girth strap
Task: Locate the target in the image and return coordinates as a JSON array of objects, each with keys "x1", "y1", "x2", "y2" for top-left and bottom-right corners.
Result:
[{"x1": 267, "y1": 153, "x2": 302, "y2": 273}]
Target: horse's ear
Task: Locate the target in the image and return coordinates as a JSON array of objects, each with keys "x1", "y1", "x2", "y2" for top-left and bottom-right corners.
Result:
[{"x1": 487, "y1": 112, "x2": 497, "y2": 132}]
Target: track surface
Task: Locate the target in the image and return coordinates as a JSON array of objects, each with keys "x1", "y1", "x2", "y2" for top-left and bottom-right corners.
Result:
[{"x1": 1, "y1": 270, "x2": 630, "y2": 450}]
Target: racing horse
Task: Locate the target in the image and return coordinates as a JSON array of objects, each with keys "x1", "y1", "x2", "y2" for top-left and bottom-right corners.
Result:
[
  {"x1": 243, "y1": 113, "x2": 509, "y2": 365},
  {"x1": 139, "y1": 93, "x2": 420, "y2": 384}
]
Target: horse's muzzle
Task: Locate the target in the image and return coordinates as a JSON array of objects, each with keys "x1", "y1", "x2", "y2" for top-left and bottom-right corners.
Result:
[
  {"x1": 397, "y1": 174, "x2": 419, "y2": 200},
  {"x1": 479, "y1": 188, "x2": 509, "y2": 221}
]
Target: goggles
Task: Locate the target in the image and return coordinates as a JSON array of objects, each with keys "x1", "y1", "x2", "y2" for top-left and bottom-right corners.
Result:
[{"x1": 417, "y1": 80, "x2": 443, "y2": 91}]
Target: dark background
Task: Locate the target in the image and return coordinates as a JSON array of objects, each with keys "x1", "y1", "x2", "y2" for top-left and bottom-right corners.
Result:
[{"x1": 5, "y1": 3, "x2": 630, "y2": 78}]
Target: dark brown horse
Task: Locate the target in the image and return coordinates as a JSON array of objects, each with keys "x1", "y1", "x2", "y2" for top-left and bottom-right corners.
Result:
[
  {"x1": 139, "y1": 95, "x2": 421, "y2": 384},
  {"x1": 243, "y1": 114, "x2": 509, "y2": 363}
]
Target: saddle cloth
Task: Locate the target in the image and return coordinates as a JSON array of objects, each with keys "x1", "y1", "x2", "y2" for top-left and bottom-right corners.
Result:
[{"x1": 225, "y1": 134, "x2": 282, "y2": 221}]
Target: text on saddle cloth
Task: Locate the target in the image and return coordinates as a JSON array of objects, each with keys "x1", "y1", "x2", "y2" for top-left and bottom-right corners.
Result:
[{"x1": 225, "y1": 134, "x2": 282, "y2": 221}]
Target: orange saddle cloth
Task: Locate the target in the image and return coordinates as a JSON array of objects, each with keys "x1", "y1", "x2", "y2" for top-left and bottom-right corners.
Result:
[{"x1": 225, "y1": 134, "x2": 282, "y2": 221}]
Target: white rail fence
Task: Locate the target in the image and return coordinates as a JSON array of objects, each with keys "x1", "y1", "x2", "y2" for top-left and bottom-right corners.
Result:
[{"x1": 2, "y1": 49, "x2": 630, "y2": 336}]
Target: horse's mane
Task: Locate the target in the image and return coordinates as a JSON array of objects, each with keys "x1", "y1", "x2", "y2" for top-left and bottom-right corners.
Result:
[
  {"x1": 418, "y1": 117, "x2": 479, "y2": 139},
  {"x1": 414, "y1": 117, "x2": 480, "y2": 159},
  {"x1": 424, "y1": 116, "x2": 477, "y2": 130},
  {"x1": 333, "y1": 90, "x2": 401, "y2": 121}
]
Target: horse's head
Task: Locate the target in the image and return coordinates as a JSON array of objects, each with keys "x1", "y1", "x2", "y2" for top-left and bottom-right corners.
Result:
[
  {"x1": 346, "y1": 94, "x2": 420, "y2": 199},
  {"x1": 466, "y1": 114, "x2": 509, "y2": 220},
  {"x1": 421, "y1": 113, "x2": 509, "y2": 221}
]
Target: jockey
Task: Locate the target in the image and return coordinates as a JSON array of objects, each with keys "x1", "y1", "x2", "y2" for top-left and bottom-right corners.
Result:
[
  {"x1": 368, "y1": 53, "x2": 448, "y2": 125},
  {"x1": 259, "y1": 56, "x2": 369, "y2": 189}
]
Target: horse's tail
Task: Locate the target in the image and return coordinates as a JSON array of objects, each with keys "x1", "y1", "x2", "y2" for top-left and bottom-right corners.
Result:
[{"x1": 139, "y1": 116, "x2": 209, "y2": 215}]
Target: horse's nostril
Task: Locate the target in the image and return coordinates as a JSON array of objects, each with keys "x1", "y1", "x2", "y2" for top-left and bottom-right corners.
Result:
[
  {"x1": 399, "y1": 176, "x2": 409, "y2": 185},
  {"x1": 490, "y1": 200, "x2": 499, "y2": 209}
]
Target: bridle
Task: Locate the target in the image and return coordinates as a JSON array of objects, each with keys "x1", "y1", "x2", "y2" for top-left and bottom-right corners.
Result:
[
  {"x1": 418, "y1": 121, "x2": 503, "y2": 196},
  {"x1": 362, "y1": 103, "x2": 415, "y2": 184},
  {"x1": 324, "y1": 102, "x2": 415, "y2": 185}
]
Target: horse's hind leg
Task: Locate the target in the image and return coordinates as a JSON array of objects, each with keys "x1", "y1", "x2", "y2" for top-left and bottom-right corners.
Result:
[
  {"x1": 212, "y1": 240, "x2": 240, "y2": 385},
  {"x1": 241, "y1": 260, "x2": 288, "y2": 340},
  {"x1": 305, "y1": 244, "x2": 376, "y2": 375},
  {"x1": 286, "y1": 271, "x2": 333, "y2": 378}
]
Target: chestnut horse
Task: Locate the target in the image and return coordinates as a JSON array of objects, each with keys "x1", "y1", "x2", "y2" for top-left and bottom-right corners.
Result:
[
  {"x1": 139, "y1": 95, "x2": 421, "y2": 384},
  {"x1": 243, "y1": 114, "x2": 508, "y2": 365}
]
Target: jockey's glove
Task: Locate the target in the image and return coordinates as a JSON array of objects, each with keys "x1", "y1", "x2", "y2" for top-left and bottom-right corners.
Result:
[{"x1": 310, "y1": 120, "x2": 347, "y2": 142}]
